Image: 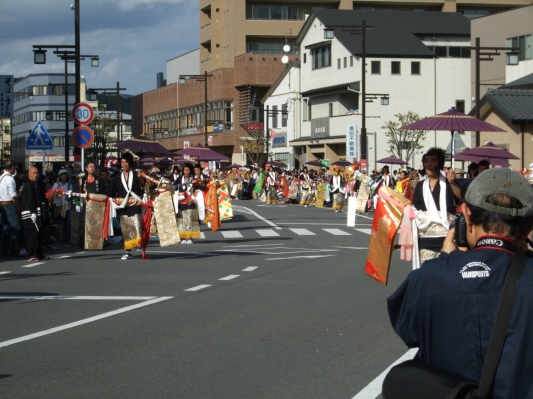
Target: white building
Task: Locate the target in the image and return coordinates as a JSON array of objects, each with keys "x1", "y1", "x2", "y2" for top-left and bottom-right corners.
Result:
[
  {"x1": 166, "y1": 49, "x2": 200, "y2": 86},
  {"x1": 293, "y1": 10, "x2": 473, "y2": 171},
  {"x1": 262, "y1": 61, "x2": 301, "y2": 169}
]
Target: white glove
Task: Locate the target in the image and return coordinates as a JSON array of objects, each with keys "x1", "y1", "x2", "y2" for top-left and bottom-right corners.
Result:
[
  {"x1": 31, "y1": 213, "x2": 37, "y2": 223},
  {"x1": 76, "y1": 205, "x2": 81, "y2": 213}
]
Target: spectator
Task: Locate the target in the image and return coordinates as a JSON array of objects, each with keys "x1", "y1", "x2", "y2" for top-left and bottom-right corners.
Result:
[{"x1": 0, "y1": 160, "x2": 22, "y2": 258}]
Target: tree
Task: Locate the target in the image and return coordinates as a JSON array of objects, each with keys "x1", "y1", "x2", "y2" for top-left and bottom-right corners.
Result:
[
  {"x1": 86, "y1": 105, "x2": 119, "y2": 167},
  {"x1": 382, "y1": 111, "x2": 426, "y2": 165},
  {"x1": 239, "y1": 125, "x2": 269, "y2": 166}
]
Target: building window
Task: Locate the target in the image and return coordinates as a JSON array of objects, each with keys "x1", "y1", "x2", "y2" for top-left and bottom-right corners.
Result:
[
  {"x1": 455, "y1": 100, "x2": 465, "y2": 114},
  {"x1": 343, "y1": 57, "x2": 347, "y2": 68},
  {"x1": 411, "y1": 62, "x2": 420, "y2": 75},
  {"x1": 433, "y1": 46, "x2": 447, "y2": 57},
  {"x1": 391, "y1": 61, "x2": 401, "y2": 75},
  {"x1": 371, "y1": 61, "x2": 380, "y2": 74},
  {"x1": 303, "y1": 53, "x2": 306, "y2": 63},
  {"x1": 282, "y1": 104, "x2": 288, "y2": 127},
  {"x1": 246, "y1": 5, "x2": 299, "y2": 20},
  {"x1": 303, "y1": 99, "x2": 309, "y2": 121},
  {"x1": 329, "y1": 103, "x2": 333, "y2": 117},
  {"x1": 272, "y1": 105, "x2": 278, "y2": 128},
  {"x1": 507, "y1": 34, "x2": 533, "y2": 60},
  {"x1": 337, "y1": 58, "x2": 341, "y2": 69},
  {"x1": 350, "y1": 56, "x2": 353, "y2": 67},
  {"x1": 246, "y1": 42, "x2": 300, "y2": 54},
  {"x1": 312, "y1": 46, "x2": 331, "y2": 70},
  {"x1": 32, "y1": 85, "x2": 47, "y2": 96}
]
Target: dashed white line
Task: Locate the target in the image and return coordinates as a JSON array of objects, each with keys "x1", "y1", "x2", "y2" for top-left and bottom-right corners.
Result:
[
  {"x1": 55, "y1": 256, "x2": 72, "y2": 259},
  {"x1": 184, "y1": 284, "x2": 212, "y2": 292},
  {"x1": 21, "y1": 262, "x2": 45, "y2": 268},
  {"x1": 289, "y1": 228, "x2": 316, "y2": 236},
  {"x1": 266, "y1": 255, "x2": 335, "y2": 261},
  {"x1": 242, "y1": 267, "x2": 258, "y2": 272},
  {"x1": 0, "y1": 296, "x2": 173, "y2": 349},
  {"x1": 0, "y1": 271, "x2": 11, "y2": 275},
  {"x1": 322, "y1": 228, "x2": 352, "y2": 236},
  {"x1": 223, "y1": 243, "x2": 285, "y2": 248},
  {"x1": 221, "y1": 231, "x2": 244, "y2": 239},
  {"x1": 75, "y1": 251, "x2": 86, "y2": 254},
  {"x1": 219, "y1": 275, "x2": 240, "y2": 281}
]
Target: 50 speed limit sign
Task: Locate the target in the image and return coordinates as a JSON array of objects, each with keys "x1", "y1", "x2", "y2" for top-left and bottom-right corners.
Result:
[{"x1": 71, "y1": 103, "x2": 95, "y2": 125}]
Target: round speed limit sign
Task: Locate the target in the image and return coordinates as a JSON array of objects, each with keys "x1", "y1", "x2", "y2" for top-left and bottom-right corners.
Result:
[{"x1": 71, "y1": 103, "x2": 95, "y2": 125}]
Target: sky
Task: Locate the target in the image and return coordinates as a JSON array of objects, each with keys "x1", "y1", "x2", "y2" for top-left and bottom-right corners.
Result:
[{"x1": 0, "y1": 0, "x2": 199, "y2": 96}]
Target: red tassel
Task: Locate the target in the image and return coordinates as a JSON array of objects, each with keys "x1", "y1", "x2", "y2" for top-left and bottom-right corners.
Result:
[
  {"x1": 140, "y1": 200, "x2": 153, "y2": 260},
  {"x1": 103, "y1": 198, "x2": 110, "y2": 240}
]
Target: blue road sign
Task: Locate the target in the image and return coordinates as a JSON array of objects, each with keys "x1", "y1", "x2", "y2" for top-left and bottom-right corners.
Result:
[{"x1": 26, "y1": 120, "x2": 53, "y2": 150}]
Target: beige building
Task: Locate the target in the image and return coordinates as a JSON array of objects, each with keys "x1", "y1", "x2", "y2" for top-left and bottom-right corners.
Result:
[{"x1": 134, "y1": 0, "x2": 533, "y2": 163}]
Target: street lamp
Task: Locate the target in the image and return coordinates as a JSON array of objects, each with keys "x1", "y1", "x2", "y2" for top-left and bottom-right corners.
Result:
[
  {"x1": 264, "y1": 105, "x2": 288, "y2": 165},
  {"x1": 179, "y1": 71, "x2": 213, "y2": 147},
  {"x1": 472, "y1": 37, "x2": 519, "y2": 147},
  {"x1": 323, "y1": 20, "x2": 375, "y2": 171}
]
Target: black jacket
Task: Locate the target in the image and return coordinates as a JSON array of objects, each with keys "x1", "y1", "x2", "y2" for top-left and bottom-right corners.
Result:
[{"x1": 20, "y1": 181, "x2": 44, "y2": 229}]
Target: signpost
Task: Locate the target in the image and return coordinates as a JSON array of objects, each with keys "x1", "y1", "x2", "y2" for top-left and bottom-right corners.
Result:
[
  {"x1": 27, "y1": 121, "x2": 53, "y2": 150},
  {"x1": 72, "y1": 125, "x2": 94, "y2": 168},
  {"x1": 71, "y1": 102, "x2": 94, "y2": 125}
]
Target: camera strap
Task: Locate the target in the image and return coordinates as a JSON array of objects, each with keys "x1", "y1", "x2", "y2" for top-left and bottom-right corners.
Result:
[{"x1": 473, "y1": 235, "x2": 516, "y2": 255}]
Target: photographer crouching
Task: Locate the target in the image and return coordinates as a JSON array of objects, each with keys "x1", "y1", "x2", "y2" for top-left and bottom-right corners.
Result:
[{"x1": 386, "y1": 168, "x2": 533, "y2": 399}]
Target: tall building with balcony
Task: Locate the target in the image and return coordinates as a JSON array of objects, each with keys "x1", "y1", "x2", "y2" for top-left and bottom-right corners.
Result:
[{"x1": 133, "y1": 0, "x2": 533, "y2": 163}]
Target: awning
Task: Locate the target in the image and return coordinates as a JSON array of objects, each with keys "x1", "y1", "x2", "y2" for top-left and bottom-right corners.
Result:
[{"x1": 302, "y1": 82, "x2": 359, "y2": 98}]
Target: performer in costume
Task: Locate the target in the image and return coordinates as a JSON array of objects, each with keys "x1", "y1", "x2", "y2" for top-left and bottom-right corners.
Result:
[
  {"x1": 20, "y1": 167, "x2": 49, "y2": 261},
  {"x1": 356, "y1": 172, "x2": 372, "y2": 213},
  {"x1": 77, "y1": 162, "x2": 105, "y2": 250},
  {"x1": 105, "y1": 153, "x2": 145, "y2": 260},
  {"x1": 265, "y1": 166, "x2": 278, "y2": 204},
  {"x1": 330, "y1": 171, "x2": 345, "y2": 212},
  {"x1": 396, "y1": 170, "x2": 414, "y2": 201},
  {"x1": 174, "y1": 164, "x2": 201, "y2": 244},
  {"x1": 299, "y1": 167, "x2": 313, "y2": 207},
  {"x1": 193, "y1": 164, "x2": 208, "y2": 223},
  {"x1": 168, "y1": 166, "x2": 181, "y2": 183}
]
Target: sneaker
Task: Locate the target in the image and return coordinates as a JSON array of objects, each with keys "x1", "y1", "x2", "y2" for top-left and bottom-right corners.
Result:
[
  {"x1": 187, "y1": 240, "x2": 193, "y2": 244},
  {"x1": 180, "y1": 240, "x2": 187, "y2": 244},
  {"x1": 121, "y1": 253, "x2": 133, "y2": 260}
]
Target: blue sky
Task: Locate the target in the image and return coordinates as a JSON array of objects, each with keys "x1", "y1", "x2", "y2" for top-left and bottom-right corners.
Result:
[{"x1": 0, "y1": 0, "x2": 199, "y2": 96}]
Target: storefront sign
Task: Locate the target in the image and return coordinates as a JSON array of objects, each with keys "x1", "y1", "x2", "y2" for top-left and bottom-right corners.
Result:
[
  {"x1": 0, "y1": 75, "x2": 14, "y2": 118},
  {"x1": 346, "y1": 125, "x2": 357, "y2": 160},
  {"x1": 272, "y1": 133, "x2": 287, "y2": 148},
  {"x1": 311, "y1": 117, "x2": 330, "y2": 139},
  {"x1": 29, "y1": 154, "x2": 74, "y2": 162}
]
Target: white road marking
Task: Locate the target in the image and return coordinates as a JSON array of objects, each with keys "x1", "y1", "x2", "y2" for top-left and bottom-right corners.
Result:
[
  {"x1": 233, "y1": 206, "x2": 281, "y2": 229},
  {"x1": 221, "y1": 231, "x2": 244, "y2": 239},
  {"x1": 199, "y1": 232, "x2": 206, "y2": 239},
  {"x1": 351, "y1": 348, "x2": 417, "y2": 399},
  {"x1": 279, "y1": 222, "x2": 371, "y2": 226},
  {"x1": 75, "y1": 251, "x2": 86, "y2": 254},
  {"x1": 0, "y1": 296, "x2": 173, "y2": 349},
  {"x1": 223, "y1": 243, "x2": 285, "y2": 248},
  {"x1": 184, "y1": 284, "x2": 212, "y2": 292},
  {"x1": 356, "y1": 229, "x2": 372, "y2": 235},
  {"x1": 0, "y1": 271, "x2": 11, "y2": 275},
  {"x1": 148, "y1": 251, "x2": 219, "y2": 257},
  {"x1": 332, "y1": 246, "x2": 368, "y2": 250},
  {"x1": 55, "y1": 255, "x2": 72, "y2": 259},
  {"x1": 242, "y1": 267, "x2": 258, "y2": 271},
  {"x1": 255, "y1": 229, "x2": 280, "y2": 237},
  {"x1": 289, "y1": 228, "x2": 316, "y2": 236},
  {"x1": 0, "y1": 296, "x2": 158, "y2": 301},
  {"x1": 21, "y1": 262, "x2": 45, "y2": 268},
  {"x1": 266, "y1": 255, "x2": 335, "y2": 260},
  {"x1": 356, "y1": 213, "x2": 374, "y2": 221},
  {"x1": 219, "y1": 275, "x2": 240, "y2": 281},
  {"x1": 216, "y1": 249, "x2": 338, "y2": 255},
  {"x1": 322, "y1": 228, "x2": 352, "y2": 236}
]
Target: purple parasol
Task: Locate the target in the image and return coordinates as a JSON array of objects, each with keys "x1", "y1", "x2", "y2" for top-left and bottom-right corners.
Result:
[
  {"x1": 175, "y1": 144, "x2": 230, "y2": 161},
  {"x1": 170, "y1": 159, "x2": 190, "y2": 165},
  {"x1": 400, "y1": 108, "x2": 506, "y2": 133},
  {"x1": 305, "y1": 161, "x2": 324, "y2": 167},
  {"x1": 115, "y1": 138, "x2": 171, "y2": 154},
  {"x1": 268, "y1": 160, "x2": 288, "y2": 168},
  {"x1": 331, "y1": 160, "x2": 353, "y2": 166},
  {"x1": 460, "y1": 142, "x2": 519, "y2": 160},
  {"x1": 141, "y1": 158, "x2": 156, "y2": 163},
  {"x1": 377, "y1": 156, "x2": 408, "y2": 165},
  {"x1": 225, "y1": 163, "x2": 242, "y2": 169}
]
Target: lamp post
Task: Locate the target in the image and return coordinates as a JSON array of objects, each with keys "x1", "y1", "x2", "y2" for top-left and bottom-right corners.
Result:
[
  {"x1": 324, "y1": 21, "x2": 376, "y2": 171},
  {"x1": 179, "y1": 71, "x2": 213, "y2": 147},
  {"x1": 264, "y1": 105, "x2": 288, "y2": 165},
  {"x1": 472, "y1": 37, "x2": 519, "y2": 147}
]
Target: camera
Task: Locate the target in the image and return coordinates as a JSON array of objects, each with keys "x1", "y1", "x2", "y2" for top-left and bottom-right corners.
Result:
[{"x1": 454, "y1": 212, "x2": 468, "y2": 248}]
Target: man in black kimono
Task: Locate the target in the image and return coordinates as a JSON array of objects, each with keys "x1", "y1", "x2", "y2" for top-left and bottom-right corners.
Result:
[
  {"x1": 105, "y1": 153, "x2": 145, "y2": 260},
  {"x1": 20, "y1": 167, "x2": 49, "y2": 261}
]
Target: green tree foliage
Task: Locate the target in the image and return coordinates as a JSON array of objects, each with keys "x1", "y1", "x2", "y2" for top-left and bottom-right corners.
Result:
[
  {"x1": 86, "y1": 105, "x2": 119, "y2": 167},
  {"x1": 382, "y1": 112, "x2": 426, "y2": 165},
  {"x1": 239, "y1": 128, "x2": 269, "y2": 166}
]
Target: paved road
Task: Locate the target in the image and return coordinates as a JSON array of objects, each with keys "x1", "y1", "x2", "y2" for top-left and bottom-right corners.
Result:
[{"x1": 0, "y1": 200, "x2": 412, "y2": 399}]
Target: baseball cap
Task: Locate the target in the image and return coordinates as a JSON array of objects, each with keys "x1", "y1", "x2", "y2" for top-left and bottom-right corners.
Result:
[
  {"x1": 465, "y1": 168, "x2": 533, "y2": 217},
  {"x1": 58, "y1": 169, "x2": 68, "y2": 176}
]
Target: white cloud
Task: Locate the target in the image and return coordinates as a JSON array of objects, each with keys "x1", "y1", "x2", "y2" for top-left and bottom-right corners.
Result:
[
  {"x1": 117, "y1": 0, "x2": 186, "y2": 11},
  {"x1": 98, "y1": 58, "x2": 121, "y2": 79}
]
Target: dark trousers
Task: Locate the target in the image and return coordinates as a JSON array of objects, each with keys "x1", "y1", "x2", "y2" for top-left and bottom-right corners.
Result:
[
  {"x1": 0, "y1": 203, "x2": 21, "y2": 255},
  {"x1": 78, "y1": 207, "x2": 86, "y2": 249},
  {"x1": 25, "y1": 227, "x2": 44, "y2": 259}
]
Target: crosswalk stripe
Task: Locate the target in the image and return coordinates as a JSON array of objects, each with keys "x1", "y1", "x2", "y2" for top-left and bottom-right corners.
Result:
[
  {"x1": 221, "y1": 231, "x2": 243, "y2": 239},
  {"x1": 255, "y1": 229, "x2": 280, "y2": 237},
  {"x1": 322, "y1": 228, "x2": 352, "y2": 236},
  {"x1": 289, "y1": 228, "x2": 316, "y2": 236},
  {"x1": 242, "y1": 267, "x2": 258, "y2": 271},
  {"x1": 356, "y1": 229, "x2": 372, "y2": 235},
  {"x1": 184, "y1": 285, "x2": 211, "y2": 292}
]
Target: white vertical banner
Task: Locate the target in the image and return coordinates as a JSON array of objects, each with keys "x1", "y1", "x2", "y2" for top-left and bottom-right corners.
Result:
[{"x1": 346, "y1": 125, "x2": 357, "y2": 161}]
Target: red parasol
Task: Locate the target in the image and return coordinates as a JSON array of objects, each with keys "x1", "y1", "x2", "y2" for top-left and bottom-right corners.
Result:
[
  {"x1": 116, "y1": 138, "x2": 170, "y2": 154},
  {"x1": 175, "y1": 144, "x2": 230, "y2": 161}
]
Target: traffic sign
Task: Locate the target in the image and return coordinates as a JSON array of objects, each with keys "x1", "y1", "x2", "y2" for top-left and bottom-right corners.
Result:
[
  {"x1": 72, "y1": 126, "x2": 94, "y2": 149},
  {"x1": 71, "y1": 103, "x2": 94, "y2": 125},
  {"x1": 26, "y1": 120, "x2": 53, "y2": 150}
]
